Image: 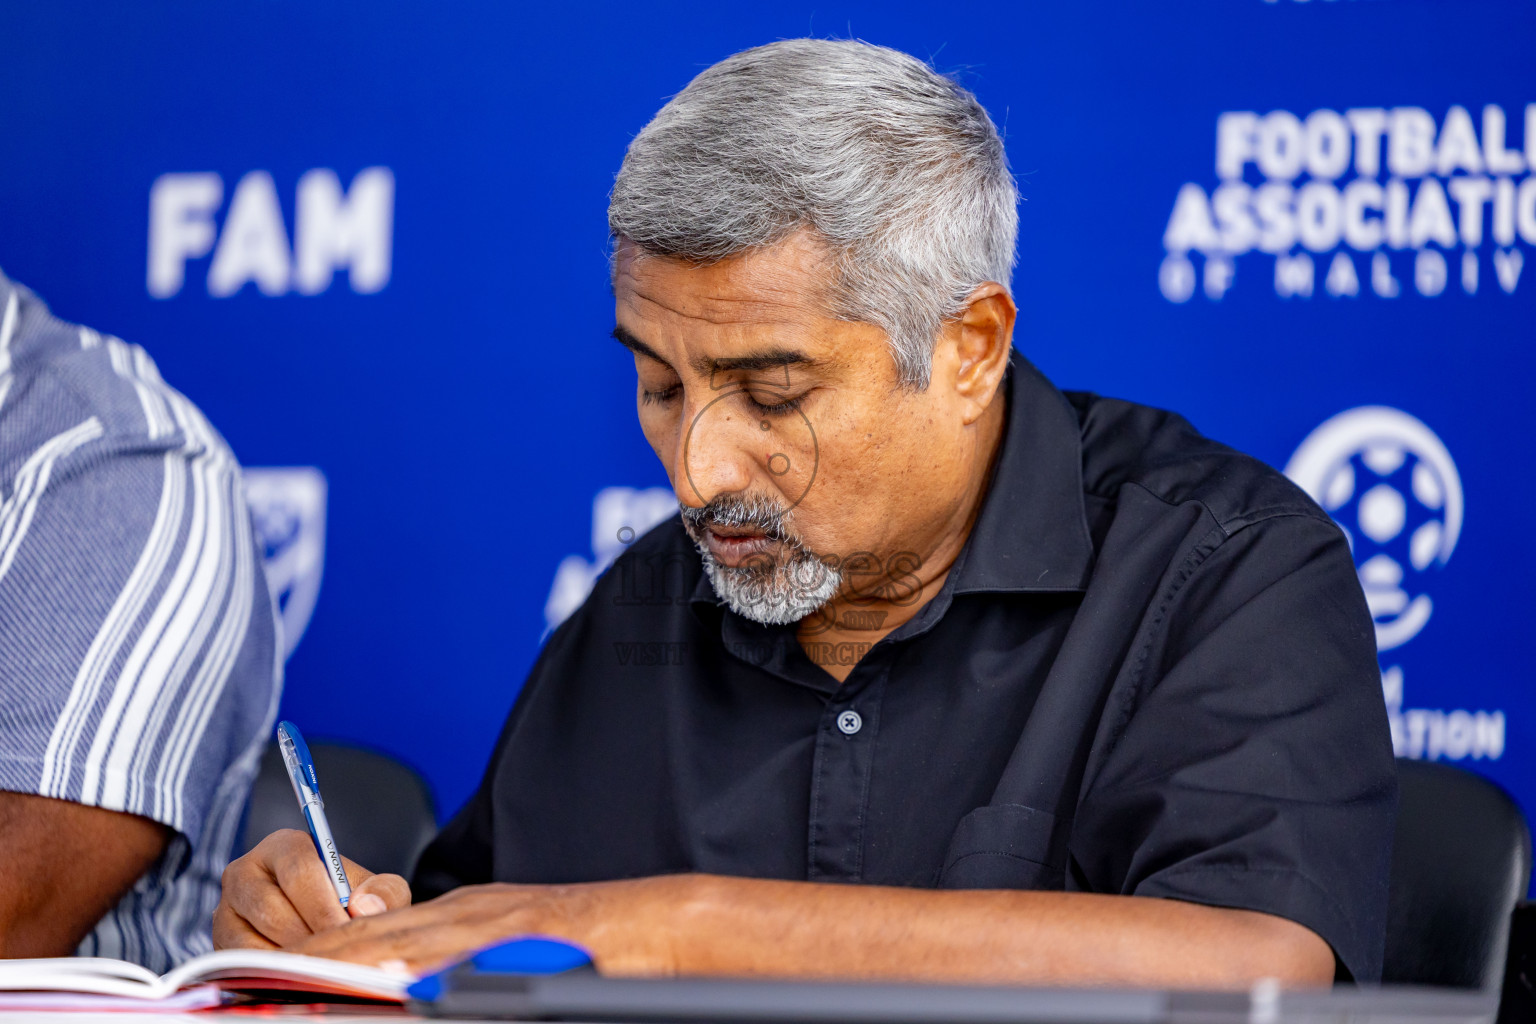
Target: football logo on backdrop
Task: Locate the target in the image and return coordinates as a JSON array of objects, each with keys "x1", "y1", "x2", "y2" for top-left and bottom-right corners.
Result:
[
  {"x1": 1285, "y1": 407, "x2": 1462, "y2": 651},
  {"x1": 244, "y1": 467, "x2": 328, "y2": 660}
]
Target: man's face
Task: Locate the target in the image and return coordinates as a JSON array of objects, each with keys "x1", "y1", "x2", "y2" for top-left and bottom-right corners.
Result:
[{"x1": 613, "y1": 233, "x2": 983, "y2": 626}]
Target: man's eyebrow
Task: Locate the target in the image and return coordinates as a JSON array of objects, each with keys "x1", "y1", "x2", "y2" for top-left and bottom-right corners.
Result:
[
  {"x1": 611, "y1": 326, "x2": 670, "y2": 368},
  {"x1": 698, "y1": 350, "x2": 817, "y2": 375}
]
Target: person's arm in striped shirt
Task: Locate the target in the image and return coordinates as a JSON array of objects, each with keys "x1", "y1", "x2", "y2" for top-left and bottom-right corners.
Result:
[
  {"x1": 0, "y1": 793, "x2": 168, "y2": 956},
  {"x1": 0, "y1": 274, "x2": 281, "y2": 968}
]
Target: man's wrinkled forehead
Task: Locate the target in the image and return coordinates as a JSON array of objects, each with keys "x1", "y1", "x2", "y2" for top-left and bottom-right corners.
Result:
[{"x1": 612, "y1": 234, "x2": 838, "y2": 334}]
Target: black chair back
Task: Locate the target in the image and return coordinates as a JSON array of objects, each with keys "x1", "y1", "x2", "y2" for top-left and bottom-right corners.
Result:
[
  {"x1": 237, "y1": 739, "x2": 438, "y2": 882},
  {"x1": 1385, "y1": 759, "x2": 1531, "y2": 989}
]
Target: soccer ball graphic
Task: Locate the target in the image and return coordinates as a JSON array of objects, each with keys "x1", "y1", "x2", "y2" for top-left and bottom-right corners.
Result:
[{"x1": 1285, "y1": 408, "x2": 1462, "y2": 652}]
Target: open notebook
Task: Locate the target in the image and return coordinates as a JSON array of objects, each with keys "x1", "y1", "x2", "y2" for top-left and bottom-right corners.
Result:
[{"x1": 0, "y1": 949, "x2": 411, "y2": 1010}]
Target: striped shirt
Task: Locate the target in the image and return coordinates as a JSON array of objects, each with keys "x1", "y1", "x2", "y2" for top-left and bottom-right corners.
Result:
[{"x1": 0, "y1": 270, "x2": 280, "y2": 971}]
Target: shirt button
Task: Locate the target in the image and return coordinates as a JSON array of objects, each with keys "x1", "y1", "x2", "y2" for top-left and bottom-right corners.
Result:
[{"x1": 836, "y1": 710, "x2": 863, "y2": 735}]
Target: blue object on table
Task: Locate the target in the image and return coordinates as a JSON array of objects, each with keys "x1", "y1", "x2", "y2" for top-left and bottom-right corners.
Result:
[
  {"x1": 471, "y1": 936, "x2": 594, "y2": 975},
  {"x1": 407, "y1": 936, "x2": 594, "y2": 1003}
]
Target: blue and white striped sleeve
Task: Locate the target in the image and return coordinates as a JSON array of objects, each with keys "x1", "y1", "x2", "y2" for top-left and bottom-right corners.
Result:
[{"x1": 0, "y1": 276, "x2": 280, "y2": 968}]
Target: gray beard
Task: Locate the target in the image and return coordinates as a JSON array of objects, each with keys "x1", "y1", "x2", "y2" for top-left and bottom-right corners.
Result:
[
  {"x1": 679, "y1": 495, "x2": 842, "y2": 625},
  {"x1": 696, "y1": 543, "x2": 842, "y2": 625}
]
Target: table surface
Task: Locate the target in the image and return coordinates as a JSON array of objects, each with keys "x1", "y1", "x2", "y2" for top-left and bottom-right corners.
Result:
[
  {"x1": 1, "y1": 1012, "x2": 427, "y2": 1024},
  {"x1": 0, "y1": 981, "x2": 1503, "y2": 1024}
]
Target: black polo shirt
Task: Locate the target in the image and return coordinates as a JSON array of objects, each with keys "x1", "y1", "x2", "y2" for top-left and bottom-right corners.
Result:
[{"x1": 414, "y1": 354, "x2": 1396, "y2": 982}]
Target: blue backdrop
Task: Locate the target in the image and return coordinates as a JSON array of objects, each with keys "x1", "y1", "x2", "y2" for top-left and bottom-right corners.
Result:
[{"x1": 2, "y1": 0, "x2": 1531, "y2": 828}]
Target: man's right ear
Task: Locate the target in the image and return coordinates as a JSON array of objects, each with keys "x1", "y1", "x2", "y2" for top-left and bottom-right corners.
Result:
[{"x1": 949, "y1": 282, "x2": 1015, "y2": 425}]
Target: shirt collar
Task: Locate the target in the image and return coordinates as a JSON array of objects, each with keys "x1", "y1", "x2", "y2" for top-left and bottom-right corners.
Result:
[
  {"x1": 948, "y1": 351, "x2": 1095, "y2": 595},
  {"x1": 689, "y1": 349, "x2": 1095, "y2": 611}
]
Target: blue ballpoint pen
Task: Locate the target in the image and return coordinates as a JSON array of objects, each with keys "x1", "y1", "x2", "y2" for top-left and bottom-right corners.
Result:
[{"x1": 276, "y1": 720, "x2": 353, "y2": 909}]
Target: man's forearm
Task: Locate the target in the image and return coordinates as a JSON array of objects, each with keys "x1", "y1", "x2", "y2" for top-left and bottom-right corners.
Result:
[
  {"x1": 0, "y1": 792, "x2": 169, "y2": 956},
  {"x1": 286, "y1": 872, "x2": 1335, "y2": 987},
  {"x1": 617, "y1": 875, "x2": 1334, "y2": 988}
]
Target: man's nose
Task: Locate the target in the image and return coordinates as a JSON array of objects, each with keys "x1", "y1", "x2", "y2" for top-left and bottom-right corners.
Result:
[{"x1": 674, "y1": 395, "x2": 761, "y2": 509}]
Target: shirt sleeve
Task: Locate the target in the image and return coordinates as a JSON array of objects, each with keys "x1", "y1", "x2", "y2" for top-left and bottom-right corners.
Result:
[
  {"x1": 0, "y1": 401, "x2": 275, "y2": 849},
  {"x1": 411, "y1": 777, "x2": 495, "y2": 900},
  {"x1": 1070, "y1": 512, "x2": 1397, "y2": 983},
  {"x1": 411, "y1": 608, "x2": 584, "y2": 900}
]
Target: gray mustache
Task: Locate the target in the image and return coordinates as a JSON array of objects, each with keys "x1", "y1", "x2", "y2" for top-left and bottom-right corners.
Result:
[{"x1": 680, "y1": 494, "x2": 793, "y2": 544}]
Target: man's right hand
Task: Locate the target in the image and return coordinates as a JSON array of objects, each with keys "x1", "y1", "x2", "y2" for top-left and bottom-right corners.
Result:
[{"x1": 213, "y1": 829, "x2": 413, "y2": 949}]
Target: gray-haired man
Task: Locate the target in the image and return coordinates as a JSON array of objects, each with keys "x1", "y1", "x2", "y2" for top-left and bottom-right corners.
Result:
[{"x1": 218, "y1": 40, "x2": 1394, "y2": 987}]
